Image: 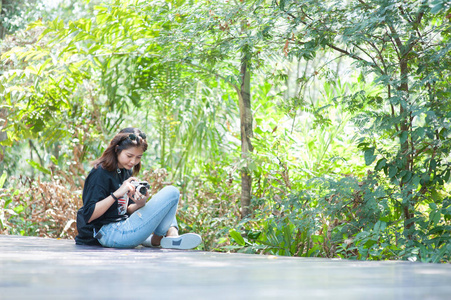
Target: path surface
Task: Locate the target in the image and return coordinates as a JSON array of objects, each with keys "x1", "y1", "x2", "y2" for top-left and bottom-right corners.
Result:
[{"x1": 1, "y1": 235, "x2": 450, "y2": 299}]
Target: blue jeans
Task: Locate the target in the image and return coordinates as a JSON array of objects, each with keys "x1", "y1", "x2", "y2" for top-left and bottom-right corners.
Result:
[{"x1": 96, "y1": 186, "x2": 179, "y2": 248}]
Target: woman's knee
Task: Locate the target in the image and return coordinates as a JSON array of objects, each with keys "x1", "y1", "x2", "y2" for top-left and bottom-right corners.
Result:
[{"x1": 161, "y1": 185, "x2": 180, "y2": 204}]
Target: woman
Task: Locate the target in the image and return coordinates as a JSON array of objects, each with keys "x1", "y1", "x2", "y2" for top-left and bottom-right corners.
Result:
[{"x1": 75, "y1": 127, "x2": 201, "y2": 249}]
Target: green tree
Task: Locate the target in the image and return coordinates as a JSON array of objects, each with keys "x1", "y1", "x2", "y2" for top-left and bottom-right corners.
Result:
[
  {"x1": 275, "y1": 0, "x2": 451, "y2": 244},
  {"x1": 0, "y1": 0, "x2": 112, "y2": 179},
  {"x1": 157, "y1": 0, "x2": 293, "y2": 218},
  {"x1": 0, "y1": 0, "x2": 237, "y2": 184}
]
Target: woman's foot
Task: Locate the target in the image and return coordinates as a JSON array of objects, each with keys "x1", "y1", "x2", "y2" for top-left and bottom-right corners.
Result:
[
  {"x1": 142, "y1": 226, "x2": 179, "y2": 247},
  {"x1": 166, "y1": 226, "x2": 179, "y2": 237},
  {"x1": 150, "y1": 234, "x2": 163, "y2": 247},
  {"x1": 141, "y1": 234, "x2": 160, "y2": 247}
]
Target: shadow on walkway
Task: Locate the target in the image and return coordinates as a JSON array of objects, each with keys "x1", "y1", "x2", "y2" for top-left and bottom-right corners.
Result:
[{"x1": 1, "y1": 235, "x2": 450, "y2": 299}]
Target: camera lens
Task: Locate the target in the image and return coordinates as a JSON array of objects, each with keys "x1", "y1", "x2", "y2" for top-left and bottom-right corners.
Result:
[{"x1": 138, "y1": 186, "x2": 147, "y2": 195}]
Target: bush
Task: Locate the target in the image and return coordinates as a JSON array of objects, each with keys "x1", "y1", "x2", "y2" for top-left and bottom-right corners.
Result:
[
  {"x1": 0, "y1": 175, "x2": 82, "y2": 238},
  {"x1": 226, "y1": 173, "x2": 451, "y2": 263}
]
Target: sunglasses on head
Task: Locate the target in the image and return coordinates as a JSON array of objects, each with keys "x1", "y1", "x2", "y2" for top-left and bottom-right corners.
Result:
[{"x1": 128, "y1": 133, "x2": 146, "y2": 141}]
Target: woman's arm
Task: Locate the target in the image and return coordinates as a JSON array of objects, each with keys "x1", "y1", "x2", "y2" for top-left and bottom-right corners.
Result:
[
  {"x1": 88, "y1": 177, "x2": 137, "y2": 223},
  {"x1": 127, "y1": 202, "x2": 144, "y2": 215},
  {"x1": 88, "y1": 194, "x2": 117, "y2": 223}
]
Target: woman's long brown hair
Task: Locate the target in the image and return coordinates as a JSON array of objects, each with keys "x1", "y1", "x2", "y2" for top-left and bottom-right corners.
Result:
[{"x1": 92, "y1": 128, "x2": 148, "y2": 176}]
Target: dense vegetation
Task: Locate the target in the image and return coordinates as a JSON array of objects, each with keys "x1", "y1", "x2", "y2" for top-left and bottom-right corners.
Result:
[{"x1": 1, "y1": 0, "x2": 450, "y2": 262}]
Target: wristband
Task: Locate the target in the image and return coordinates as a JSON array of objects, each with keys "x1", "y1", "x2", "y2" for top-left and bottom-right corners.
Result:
[{"x1": 111, "y1": 192, "x2": 119, "y2": 201}]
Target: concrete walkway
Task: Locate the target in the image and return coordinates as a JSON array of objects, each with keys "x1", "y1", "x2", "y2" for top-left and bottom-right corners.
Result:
[{"x1": 0, "y1": 235, "x2": 450, "y2": 299}]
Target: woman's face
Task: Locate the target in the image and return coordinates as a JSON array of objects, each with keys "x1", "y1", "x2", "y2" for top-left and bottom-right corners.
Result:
[{"x1": 117, "y1": 146, "x2": 144, "y2": 170}]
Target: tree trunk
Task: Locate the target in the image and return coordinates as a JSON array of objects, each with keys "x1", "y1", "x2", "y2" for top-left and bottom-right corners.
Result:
[
  {"x1": 239, "y1": 47, "x2": 253, "y2": 219},
  {"x1": 389, "y1": 20, "x2": 415, "y2": 234},
  {"x1": 399, "y1": 58, "x2": 414, "y2": 233},
  {"x1": 0, "y1": 0, "x2": 6, "y2": 160},
  {"x1": 0, "y1": 0, "x2": 5, "y2": 40},
  {"x1": 0, "y1": 109, "x2": 6, "y2": 162}
]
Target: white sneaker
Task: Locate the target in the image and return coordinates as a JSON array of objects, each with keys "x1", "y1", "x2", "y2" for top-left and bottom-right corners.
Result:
[{"x1": 160, "y1": 233, "x2": 202, "y2": 250}]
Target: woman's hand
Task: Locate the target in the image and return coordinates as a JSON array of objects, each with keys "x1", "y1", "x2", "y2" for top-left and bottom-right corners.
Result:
[
  {"x1": 115, "y1": 177, "x2": 138, "y2": 198},
  {"x1": 132, "y1": 189, "x2": 150, "y2": 208},
  {"x1": 126, "y1": 189, "x2": 150, "y2": 214}
]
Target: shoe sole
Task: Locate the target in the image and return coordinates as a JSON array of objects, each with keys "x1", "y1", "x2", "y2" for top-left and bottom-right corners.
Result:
[{"x1": 160, "y1": 233, "x2": 202, "y2": 250}]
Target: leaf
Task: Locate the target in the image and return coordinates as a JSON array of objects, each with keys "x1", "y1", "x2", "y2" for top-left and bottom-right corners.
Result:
[
  {"x1": 375, "y1": 158, "x2": 386, "y2": 171},
  {"x1": 248, "y1": 230, "x2": 261, "y2": 240},
  {"x1": 430, "y1": 1, "x2": 446, "y2": 14},
  {"x1": 413, "y1": 127, "x2": 425, "y2": 141},
  {"x1": 37, "y1": 58, "x2": 53, "y2": 75},
  {"x1": 430, "y1": 159, "x2": 437, "y2": 171},
  {"x1": 429, "y1": 211, "x2": 441, "y2": 226},
  {"x1": 364, "y1": 239, "x2": 377, "y2": 248},
  {"x1": 388, "y1": 165, "x2": 397, "y2": 178},
  {"x1": 402, "y1": 171, "x2": 412, "y2": 183},
  {"x1": 0, "y1": 172, "x2": 7, "y2": 188},
  {"x1": 431, "y1": 189, "x2": 440, "y2": 202},
  {"x1": 26, "y1": 160, "x2": 51, "y2": 175},
  {"x1": 399, "y1": 131, "x2": 408, "y2": 145},
  {"x1": 94, "y1": 5, "x2": 108, "y2": 11},
  {"x1": 412, "y1": 175, "x2": 421, "y2": 186},
  {"x1": 13, "y1": 205, "x2": 24, "y2": 214},
  {"x1": 364, "y1": 147, "x2": 376, "y2": 166},
  {"x1": 420, "y1": 173, "x2": 430, "y2": 185},
  {"x1": 444, "y1": 170, "x2": 450, "y2": 182},
  {"x1": 229, "y1": 230, "x2": 245, "y2": 246}
]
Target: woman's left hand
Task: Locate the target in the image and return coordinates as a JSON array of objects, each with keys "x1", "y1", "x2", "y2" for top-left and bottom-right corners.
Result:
[{"x1": 132, "y1": 190, "x2": 150, "y2": 207}]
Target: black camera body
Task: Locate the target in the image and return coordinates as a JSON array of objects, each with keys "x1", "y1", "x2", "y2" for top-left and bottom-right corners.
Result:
[{"x1": 131, "y1": 181, "x2": 150, "y2": 195}]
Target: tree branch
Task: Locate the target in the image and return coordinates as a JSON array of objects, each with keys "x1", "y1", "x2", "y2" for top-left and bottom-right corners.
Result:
[
  {"x1": 415, "y1": 1, "x2": 427, "y2": 25},
  {"x1": 182, "y1": 60, "x2": 243, "y2": 102},
  {"x1": 387, "y1": 24, "x2": 404, "y2": 55},
  {"x1": 325, "y1": 43, "x2": 371, "y2": 66},
  {"x1": 398, "y1": 6, "x2": 414, "y2": 23},
  {"x1": 388, "y1": 85, "x2": 399, "y2": 132},
  {"x1": 353, "y1": 43, "x2": 384, "y2": 75},
  {"x1": 387, "y1": 31, "x2": 402, "y2": 61},
  {"x1": 367, "y1": 40, "x2": 387, "y2": 72}
]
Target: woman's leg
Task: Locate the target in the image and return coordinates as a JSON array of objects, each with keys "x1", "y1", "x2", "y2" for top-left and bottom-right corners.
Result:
[
  {"x1": 96, "y1": 186, "x2": 179, "y2": 248},
  {"x1": 149, "y1": 215, "x2": 179, "y2": 245}
]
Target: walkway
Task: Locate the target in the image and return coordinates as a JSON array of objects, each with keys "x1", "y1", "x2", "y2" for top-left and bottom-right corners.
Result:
[{"x1": 0, "y1": 235, "x2": 450, "y2": 299}]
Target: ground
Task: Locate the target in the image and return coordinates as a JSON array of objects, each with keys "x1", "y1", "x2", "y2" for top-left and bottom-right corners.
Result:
[{"x1": 0, "y1": 235, "x2": 450, "y2": 299}]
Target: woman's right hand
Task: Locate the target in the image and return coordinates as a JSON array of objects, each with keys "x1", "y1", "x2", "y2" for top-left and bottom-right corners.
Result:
[{"x1": 115, "y1": 177, "x2": 139, "y2": 198}]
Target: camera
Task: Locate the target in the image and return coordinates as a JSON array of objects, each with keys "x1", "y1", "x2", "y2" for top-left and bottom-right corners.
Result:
[{"x1": 131, "y1": 180, "x2": 150, "y2": 195}]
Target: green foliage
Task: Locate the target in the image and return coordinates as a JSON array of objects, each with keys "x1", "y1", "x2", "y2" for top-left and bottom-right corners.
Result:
[
  {"x1": 220, "y1": 0, "x2": 451, "y2": 262},
  {"x1": 263, "y1": 0, "x2": 451, "y2": 254},
  {"x1": 175, "y1": 156, "x2": 243, "y2": 251},
  {"x1": 227, "y1": 173, "x2": 451, "y2": 262},
  {"x1": 1, "y1": 0, "x2": 45, "y2": 35}
]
